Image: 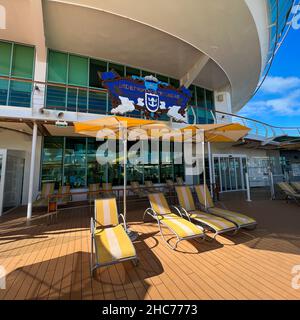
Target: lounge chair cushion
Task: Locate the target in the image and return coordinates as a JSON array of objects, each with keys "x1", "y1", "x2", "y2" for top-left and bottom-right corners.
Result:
[
  {"x1": 208, "y1": 207, "x2": 256, "y2": 227},
  {"x1": 157, "y1": 213, "x2": 204, "y2": 238},
  {"x1": 94, "y1": 225, "x2": 136, "y2": 265},
  {"x1": 95, "y1": 198, "x2": 119, "y2": 227},
  {"x1": 194, "y1": 185, "x2": 214, "y2": 208},
  {"x1": 189, "y1": 210, "x2": 236, "y2": 231}
]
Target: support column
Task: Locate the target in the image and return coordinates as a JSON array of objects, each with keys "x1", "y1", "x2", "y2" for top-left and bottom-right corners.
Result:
[
  {"x1": 27, "y1": 122, "x2": 38, "y2": 220},
  {"x1": 207, "y1": 142, "x2": 214, "y2": 199}
]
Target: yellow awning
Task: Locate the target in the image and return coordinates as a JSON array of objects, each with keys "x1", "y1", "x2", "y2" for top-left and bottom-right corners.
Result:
[
  {"x1": 74, "y1": 116, "x2": 172, "y2": 139},
  {"x1": 74, "y1": 116, "x2": 250, "y2": 142},
  {"x1": 182, "y1": 123, "x2": 250, "y2": 142}
]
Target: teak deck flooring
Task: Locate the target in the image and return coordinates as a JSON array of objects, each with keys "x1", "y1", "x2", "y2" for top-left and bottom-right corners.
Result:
[{"x1": 0, "y1": 194, "x2": 300, "y2": 300}]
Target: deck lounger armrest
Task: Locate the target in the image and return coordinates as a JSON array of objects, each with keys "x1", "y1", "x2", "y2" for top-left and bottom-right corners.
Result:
[{"x1": 118, "y1": 213, "x2": 127, "y2": 231}]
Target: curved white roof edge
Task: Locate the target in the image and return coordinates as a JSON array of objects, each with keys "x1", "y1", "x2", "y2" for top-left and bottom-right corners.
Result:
[{"x1": 48, "y1": 0, "x2": 266, "y2": 113}]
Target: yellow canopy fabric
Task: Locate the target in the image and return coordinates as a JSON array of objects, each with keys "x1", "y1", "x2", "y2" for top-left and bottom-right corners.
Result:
[
  {"x1": 74, "y1": 116, "x2": 250, "y2": 143},
  {"x1": 74, "y1": 116, "x2": 171, "y2": 139},
  {"x1": 182, "y1": 123, "x2": 250, "y2": 142}
]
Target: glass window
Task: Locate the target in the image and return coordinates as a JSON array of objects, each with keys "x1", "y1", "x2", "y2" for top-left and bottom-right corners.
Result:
[
  {"x1": 64, "y1": 138, "x2": 87, "y2": 188},
  {"x1": 0, "y1": 79, "x2": 9, "y2": 105},
  {"x1": 144, "y1": 164, "x2": 159, "y2": 183},
  {"x1": 67, "y1": 88, "x2": 88, "y2": 112},
  {"x1": 108, "y1": 62, "x2": 124, "y2": 76},
  {"x1": 11, "y1": 44, "x2": 34, "y2": 79},
  {"x1": 88, "y1": 90, "x2": 107, "y2": 114},
  {"x1": 0, "y1": 41, "x2": 12, "y2": 76},
  {"x1": 160, "y1": 164, "x2": 173, "y2": 183},
  {"x1": 156, "y1": 74, "x2": 169, "y2": 83},
  {"x1": 68, "y1": 55, "x2": 88, "y2": 87},
  {"x1": 205, "y1": 90, "x2": 214, "y2": 110},
  {"x1": 125, "y1": 66, "x2": 140, "y2": 77},
  {"x1": 196, "y1": 86, "x2": 205, "y2": 108},
  {"x1": 87, "y1": 138, "x2": 106, "y2": 184},
  {"x1": 141, "y1": 70, "x2": 153, "y2": 77},
  {"x1": 48, "y1": 50, "x2": 68, "y2": 83},
  {"x1": 169, "y1": 78, "x2": 180, "y2": 88},
  {"x1": 41, "y1": 137, "x2": 64, "y2": 189},
  {"x1": 89, "y1": 59, "x2": 107, "y2": 88},
  {"x1": 8, "y1": 80, "x2": 32, "y2": 107},
  {"x1": 46, "y1": 85, "x2": 66, "y2": 110}
]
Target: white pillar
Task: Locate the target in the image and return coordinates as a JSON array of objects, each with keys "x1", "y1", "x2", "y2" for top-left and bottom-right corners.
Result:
[
  {"x1": 202, "y1": 140, "x2": 207, "y2": 209},
  {"x1": 245, "y1": 172, "x2": 251, "y2": 202},
  {"x1": 27, "y1": 122, "x2": 38, "y2": 220},
  {"x1": 207, "y1": 142, "x2": 214, "y2": 198}
]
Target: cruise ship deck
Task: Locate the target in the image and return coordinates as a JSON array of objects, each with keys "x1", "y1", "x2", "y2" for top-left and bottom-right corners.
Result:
[{"x1": 0, "y1": 192, "x2": 300, "y2": 300}]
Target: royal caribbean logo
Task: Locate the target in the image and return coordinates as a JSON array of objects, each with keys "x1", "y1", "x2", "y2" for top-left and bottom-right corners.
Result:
[
  {"x1": 100, "y1": 71, "x2": 192, "y2": 123},
  {"x1": 145, "y1": 92, "x2": 160, "y2": 112}
]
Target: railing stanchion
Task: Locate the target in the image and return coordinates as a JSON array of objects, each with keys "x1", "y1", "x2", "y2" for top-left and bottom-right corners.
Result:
[{"x1": 245, "y1": 172, "x2": 251, "y2": 202}]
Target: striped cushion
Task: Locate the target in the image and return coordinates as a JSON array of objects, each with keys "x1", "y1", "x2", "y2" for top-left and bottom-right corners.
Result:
[
  {"x1": 157, "y1": 213, "x2": 204, "y2": 238},
  {"x1": 195, "y1": 185, "x2": 214, "y2": 208},
  {"x1": 189, "y1": 210, "x2": 236, "y2": 231},
  {"x1": 148, "y1": 193, "x2": 172, "y2": 215},
  {"x1": 148, "y1": 193, "x2": 203, "y2": 238},
  {"x1": 94, "y1": 225, "x2": 136, "y2": 264},
  {"x1": 95, "y1": 198, "x2": 119, "y2": 227},
  {"x1": 209, "y1": 207, "x2": 256, "y2": 227},
  {"x1": 176, "y1": 186, "x2": 196, "y2": 211}
]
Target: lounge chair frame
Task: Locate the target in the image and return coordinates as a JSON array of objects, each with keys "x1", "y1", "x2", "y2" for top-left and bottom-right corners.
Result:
[
  {"x1": 277, "y1": 182, "x2": 300, "y2": 206},
  {"x1": 177, "y1": 205, "x2": 238, "y2": 240},
  {"x1": 195, "y1": 185, "x2": 257, "y2": 229},
  {"x1": 90, "y1": 205, "x2": 139, "y2": 276},
  {"x1": 143, "y1": 205, "x2": 204, "y2": 250}
]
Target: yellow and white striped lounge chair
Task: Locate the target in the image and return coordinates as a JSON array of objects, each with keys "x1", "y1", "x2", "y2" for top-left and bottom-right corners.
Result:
[
  {"x1": 90, "y1": 198, "x2": 138, "y2": 275},
  {"x1": 130, "y1": 181, "x2": 148, "y2": 198},
  {"x1": 175, "y1": 186, "x2": 238, "y2": 239},
  {"x1": 57, "y1": 185, "x2": 72, "y2": 205},
  {"x1": 101, "y1": 182, "x2": 115, "y2": 198},
  {"x1": 145, "y1": 180, "x2": 160, "y2": 193},
  {"x1": 176, "y1": 177, "x2": 184, "y2": 185},
  {"x1": 33, "y1": 182, "x2": 55, "y2": 207},
  {"x1": 278, "y1": 182, "x2": 300, "y2": 205},
  {"x1": 144, "y1": 193, "x2": 204, "y2": 249},
  {"x1": 195, "y1": 185, "x2": 257, "y2": 229},
  {"x1": 290, "y1": 181, "x2": 300, "y2": 193}
]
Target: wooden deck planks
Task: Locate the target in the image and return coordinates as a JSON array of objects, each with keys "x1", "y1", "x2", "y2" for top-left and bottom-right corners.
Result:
[{"x1": 0, "y1": 199, "x2": 300, "y2": 300}]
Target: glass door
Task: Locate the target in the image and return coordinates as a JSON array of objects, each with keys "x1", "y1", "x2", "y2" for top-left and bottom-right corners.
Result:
[{"x1": 213, "y1": 155, "x2": 247, "y2": 192}]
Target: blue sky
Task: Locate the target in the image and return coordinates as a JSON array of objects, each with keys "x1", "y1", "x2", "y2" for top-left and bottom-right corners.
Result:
[{"x1": 238, "y1": 23, "x2": 300, "y2": 127}]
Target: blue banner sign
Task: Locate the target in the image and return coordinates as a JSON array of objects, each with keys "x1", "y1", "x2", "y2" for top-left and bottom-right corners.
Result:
[{"x1": 100, "y1": 71, "x2": 192, "y2": 122}]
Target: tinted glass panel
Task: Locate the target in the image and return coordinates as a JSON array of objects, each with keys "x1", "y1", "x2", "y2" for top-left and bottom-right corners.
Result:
[
  {"x1": 0, "y1": 79, "x2": 8, "y2": 105},
  {"x1": 89, "y1": 59, "x2": 107, "y2": 88},
  {"x1": 41, "y1": 137, "x2": 64, "y2": 189},
  {"x1": 68, "y1": 55, "x2": 88, "y2": 86},
  {"x1": 126, "y1": 66, "x2": 140, "y2": 77},
  {"x1": 11, "y1": 44, "x2": 34, "y2": 79},
  {"x1": 64, "y1": 138, "x2": 86, "y2": 188},
  {"x1": 0, "y1": 42, "x2": 12, "y2": 76},
  {"x1": 48, "y1": 51, "x2": 68, "y2": 83},
  {"x1": 46, "y1": 85, "x2": 66, "y2": 110},
  {"x1": 108, "y1": 63, "x2": 124, "y2": 76},
  {"x1": 88, "y1": 90, "x2": 107, "y2": 114},
  {"x1": 8, "y1": 80, "x2": 32, "y2": 107}
]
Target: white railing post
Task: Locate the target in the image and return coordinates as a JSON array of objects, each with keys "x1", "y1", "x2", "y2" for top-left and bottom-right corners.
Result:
[
  {"x1": 27, "y1": 122, "x2": 38, "y2": 220},
  {"x1": 245, "y1": 172, "x2": 251, "y2": 202},
  {"x1": 269, "y1": 169, "x2": 275, "y2": 200}
]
